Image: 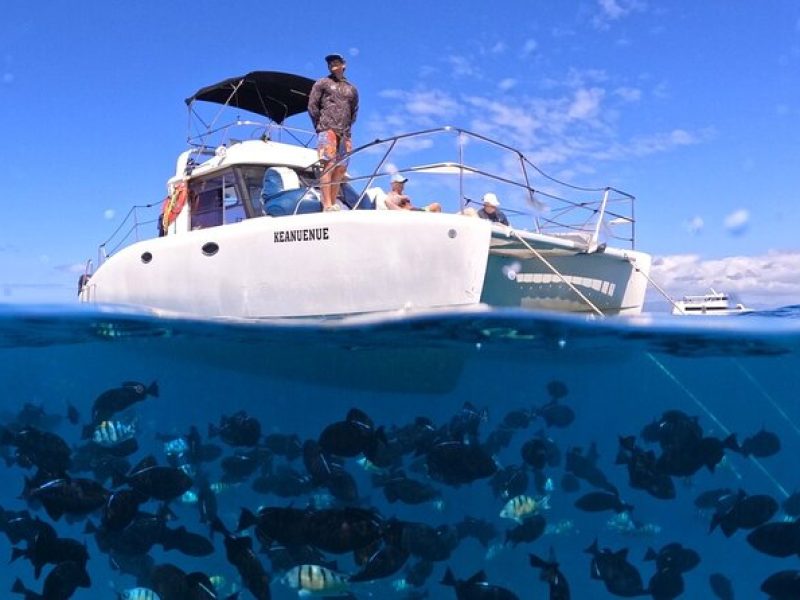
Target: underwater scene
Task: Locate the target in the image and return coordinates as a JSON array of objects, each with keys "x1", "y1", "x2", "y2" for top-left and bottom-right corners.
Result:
[{"x1": 2, "y1": 305, "x2": 800, "y2": 600}]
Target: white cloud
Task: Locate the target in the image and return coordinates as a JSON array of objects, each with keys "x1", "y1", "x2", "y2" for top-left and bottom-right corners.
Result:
[
  {"x1": 498, "y1": 78, "x2": 517, "y2": 92},
  {"x1": 489, "y1": 41, "x2": 507, "y2": 55},
  {"x1": 104, "y1": 209, "x2": 116, "y2": 220},
  {"x1": 598, "y1": 0, "x2": 626, "y2": 19},
  {"x1": 684, "y1": 216, "x2": 704, "y2": 234},
  {"x1": 521, "y1": 39, "x2": 538, "y2": 58},
  {"x1": 651, "y1": 251, "x2": 800, "y2": 307},
  {"x1": 614, "y1": 86, "x2": 641, "y2": 102},
  {"x1": 446, "y1": 55, "x2": 476, "y2": 78},
  {"x1": 567, "y1": 88, "x2": 604, "y2": 120},
  {"x1": 348, "y1": 48, "x2": 360, "y2": 57},
  {"x1": 724, "y1": 209, "x2": 750, "y2": 235}
]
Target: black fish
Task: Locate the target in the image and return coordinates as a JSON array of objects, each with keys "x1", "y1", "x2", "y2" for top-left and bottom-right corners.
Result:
[
  {"x1": 24, "y1": 476, "x2": 109, "y2": 521},
  {"x1": 530, "y1": 550, "x2": 570, "y2": 599},
  {"x1": 0, "y1": 506, "x2": 39, "y2": 545},
  {"x1": 694, "y1": 488, "x2": 734, "y2": 511},
  {"x1": 565, "y1": 445, "x2": 617, "y2": 495},
  {"x1": 546, "y1": 380, "x2": 568, "y2": 401},
  {"x1": 761, "y1": 570, "x2": 800, "y2": 600},
  {"x1": 350, "y1": 542, "x2": 409, "y2": 582},
  {"x1": 533, "y1": 399, "x2": 575, "y2": 429},
  {"x1": 585, "y1": 539, "x2": 647, "y2": 598},
  {"x1": 783, "y1": 491, "x2": 800, "y2": 517},
  {"x1": 381, "y1": 519, "x2": 447, "y2": 563},
  {"x1": 441, "y1": 567, "x2": 519, "y2": 600},
  {"x1": 381, "y1": 471, "x2": 441, "y2": 505},
  {"x1": 122, "y1": 461, "x2": 193, "y2": 502},
  {"x1": 12, "y1": 560, "x2": 91, "y2": 599},
  {"x1": 648, "y1": 567, "x2": 684, "y2": 600},
  {"x1": 212, "y1": 517, "x2": 271, "y2": 600},
  {"x1": 709, "y1": 573, "x2": 735, "y2": 600},
  {"x1": 404, "y1": 558, "x2": 434, "y2": 587},
  {"x1": 739, "y1": 428, "x2": 781, "y2": 458},
  {"x1": 66, "y1": 404, "x2": 80, "y2": 426},
  {"x1": 1, "y1": 426, "x2": 72, "y2": 475},
  {"x1": 616, "y1": 435, "x2": 675, "y2": 500},
  {"x1": 263, "y1": 433, "x2": 303, "y2": 460},
  {"x1": 161, "y1": 524, "x2": 215, "y2": 557},
  {"x1": 502, "y1": 408, "x2": 532, "y2": 429},
  {"x1": 305, "y1": 507, "x2": 385, "y2": 554},
  {"x1": 209, "y1": 411, "x2": 262, "y2": 447},
  {"x1": 644, "y1": 542, "x2": 700, "y2": 574},
  {"x1": 490, "y1": 465, "x2": 529, "y2": 500},
  {"x1": 101, "y1": 488, "x2": 148, "y2": 531},
  {"x1": 574, "y1": 491, "x2": 633, "y2": 514},
  {"x1": 505, "y1": 515, "x2": 546, "y2": 547},
  {"x1": 426, "y1": 441, "x2": 497, "y2": 486},
  {"x1": 252, "y1": 466, "x2": 314, "y2": 497},
  {"x1": 325, "y1": 464, "x2": 359, "y2": 503},
  {"x1": 448, "y1": 402, "x2": 489, "y2": 443},
  {"x1": 746, "y1": 521, "x2": 800, "y2": 558},
  {"x1": 454, "y1": 517, "x2": 498, "y2": 548},
  {"x1": 237, "y1": 506, "x2": 310, "y2": 548},
  {"x1": 91, "y1": 380, "x2": 158, "y2": 423},
  {"x1": 319, "y1": 408, "x2": 387, "y2": 461},
  {"x1": 11, "y1": 518, "x2": 89, "y2": 579},
  {"x1": 710, "y1": 490, "x2": 778, "y2": 537}
]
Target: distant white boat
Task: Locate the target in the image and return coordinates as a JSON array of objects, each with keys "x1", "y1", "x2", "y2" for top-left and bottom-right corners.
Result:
[{"x1": 672, "y1": 289, "x2": 753, "y2": 316}]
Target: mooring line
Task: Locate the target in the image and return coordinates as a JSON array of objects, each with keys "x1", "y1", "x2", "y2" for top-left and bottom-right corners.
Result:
[
  {"x1": 732, "y1": 358, "x2": 800, "y2": 438},
  {"x1": 646, "y1": 352, "x2": 789, "y2": 499}
]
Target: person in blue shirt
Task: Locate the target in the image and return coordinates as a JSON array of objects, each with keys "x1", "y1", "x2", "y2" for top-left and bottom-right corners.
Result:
[{"x1": 477, "y1": 192, "x2": 509, "y2": 225}]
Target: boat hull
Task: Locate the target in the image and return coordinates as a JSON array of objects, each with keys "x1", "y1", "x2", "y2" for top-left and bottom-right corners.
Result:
[
  {"x1": 81, "y1": 212, "x2": 651, "y2": 318},
  {"x1": 482, "y1": 237, "x2": 651, "y2": 316},
  {"x1": 81, "y1": 212, "x2": 493, "y2": 318}
]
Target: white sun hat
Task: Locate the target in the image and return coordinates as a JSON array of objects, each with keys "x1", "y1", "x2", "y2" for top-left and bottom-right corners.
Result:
[{"x1": 482, "y1": 192, "x2": 500, "y2": 207}]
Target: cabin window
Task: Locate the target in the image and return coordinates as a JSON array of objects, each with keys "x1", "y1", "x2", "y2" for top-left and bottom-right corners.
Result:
[{"x1": 189, "y1": 172, "x2": 245, "y2": 229}]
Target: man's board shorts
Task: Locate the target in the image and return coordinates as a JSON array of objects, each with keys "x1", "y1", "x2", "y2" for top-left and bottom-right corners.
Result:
[{"x1": 317, "y1": 130, "x2": 352, "y2": 165}]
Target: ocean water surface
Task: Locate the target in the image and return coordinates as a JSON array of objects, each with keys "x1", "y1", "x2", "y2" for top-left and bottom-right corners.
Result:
[{"x1": 1, "y1": 304, "x2": 800, "y2": 599}]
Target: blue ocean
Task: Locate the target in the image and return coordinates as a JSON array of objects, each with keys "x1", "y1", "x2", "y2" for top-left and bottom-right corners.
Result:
[{"x1": 2, "y1": 304, "x2": 800, "y2": 599}]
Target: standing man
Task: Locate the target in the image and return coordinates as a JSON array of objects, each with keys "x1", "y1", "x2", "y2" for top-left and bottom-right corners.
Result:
[
  {"x1": 308, "y1": 53, "x2": 359, "y2": 211},
  {"x1": 478, "y1": 192, "x2": 509, "y2": 225}
]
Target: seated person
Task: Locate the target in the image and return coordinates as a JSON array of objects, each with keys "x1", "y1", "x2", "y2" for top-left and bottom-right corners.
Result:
[
  {"x1": 477, "y1": 192, "x2": 509, "y2": 225},
  {"x1": 384, "y1": 173, "x2": 442, "y2": 212}
]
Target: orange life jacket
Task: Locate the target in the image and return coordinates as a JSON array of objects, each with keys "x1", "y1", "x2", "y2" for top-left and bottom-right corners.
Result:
[{"x1": 161, "y1": 182, "x2": 188, "y2": 232}]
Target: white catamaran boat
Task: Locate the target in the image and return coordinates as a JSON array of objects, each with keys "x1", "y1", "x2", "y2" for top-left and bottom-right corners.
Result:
[
  {"x1": 79, "y1": 71, "x2": 652, "y2": 319},
  {"x1": 672, "y1": 289, "x2": 753, "y2": 316}
]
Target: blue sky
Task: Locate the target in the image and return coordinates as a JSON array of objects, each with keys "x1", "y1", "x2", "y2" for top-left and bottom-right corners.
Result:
[{"x1": 1, "y1": 1, "x2": 799, "y2": 307}]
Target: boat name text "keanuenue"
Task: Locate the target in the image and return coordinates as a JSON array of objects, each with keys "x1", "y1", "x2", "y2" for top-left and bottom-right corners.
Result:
[{"x1": 273, "y1": 227, "x2": 330, "y2": 243}]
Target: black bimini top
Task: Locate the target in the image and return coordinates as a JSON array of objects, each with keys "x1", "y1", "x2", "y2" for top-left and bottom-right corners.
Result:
[{"x1": 185, "y1": 71, "x2": 315, "y2": 124}]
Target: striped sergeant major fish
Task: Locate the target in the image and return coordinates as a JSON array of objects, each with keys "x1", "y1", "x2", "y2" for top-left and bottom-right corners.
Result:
[
  {"x1": 87, "y1": 420, "x2": 136, "y2": 446},
  {"x1": 282, "y1": 564, "x2": 350, "y2": 596},
  {"x1": 117, "y1": 587, "x2": 161, "y2": 600},
  {"x1": 500, "y1": 494, "x2": 551, "y2": 523}
]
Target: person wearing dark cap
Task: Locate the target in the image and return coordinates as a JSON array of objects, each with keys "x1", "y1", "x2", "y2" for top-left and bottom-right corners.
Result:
[
  {"x1": 478, "y1": 192, "x2": 509, "y2": 225},
  {"x1": 308, "y1": 53, "x2": 359, "y2": 211}
]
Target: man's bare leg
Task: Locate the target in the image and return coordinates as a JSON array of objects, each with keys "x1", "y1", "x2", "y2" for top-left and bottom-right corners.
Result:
[
  {"x1": 328, "y1": 164, "x2": 347, "y2": 207},
  {"x1": 319, "y1": 162, "x2": 333, "y2": 210}
]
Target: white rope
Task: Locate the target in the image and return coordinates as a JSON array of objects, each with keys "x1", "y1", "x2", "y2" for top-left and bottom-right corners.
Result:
[
  {"x1": 509, "y1": 230, "x2": 605, "y2": 317},
  {"x1": 647, "y1": 352, "x2": 789, "y2": 498},
  {"x1": 732, "y1": 358, "x2": 800, "y2": 439},
  {"x1": 625, "y1": 256, "x2": 685, "y2": 314}
]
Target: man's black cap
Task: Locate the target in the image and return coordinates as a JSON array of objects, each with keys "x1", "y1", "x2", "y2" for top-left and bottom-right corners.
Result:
[{"x1": 325, "y1": 53, "x2": 345, "y2": 64}]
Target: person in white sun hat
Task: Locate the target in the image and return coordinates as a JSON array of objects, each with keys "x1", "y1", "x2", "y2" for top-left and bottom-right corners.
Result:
[{"x1": 478, "y1": 192, "x2": 509, "y2": 225}]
